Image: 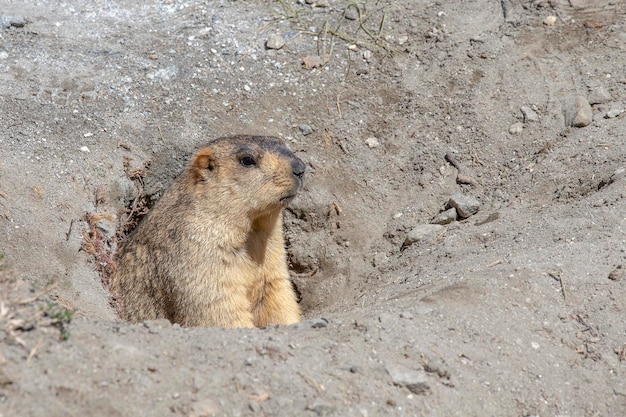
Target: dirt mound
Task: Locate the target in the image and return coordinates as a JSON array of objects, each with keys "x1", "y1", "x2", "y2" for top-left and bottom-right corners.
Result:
[{"x1": 1, "y1": 0, "x2": 625, "y2": 415}]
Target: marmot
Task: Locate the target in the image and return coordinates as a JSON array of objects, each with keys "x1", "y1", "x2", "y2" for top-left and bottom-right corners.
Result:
[{"x1": 110, "y1": 135, "x2": 305, "y2": 328}]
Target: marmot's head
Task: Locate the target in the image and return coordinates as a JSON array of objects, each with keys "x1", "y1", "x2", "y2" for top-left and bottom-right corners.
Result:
[{"x1": 189, "y1": 136, "x2": 305, "y2": 218}]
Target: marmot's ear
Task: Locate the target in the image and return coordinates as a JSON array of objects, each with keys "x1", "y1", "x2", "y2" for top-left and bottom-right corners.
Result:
[{"x1": 191, "y1": 147, "x2": 215, "y2": 182}]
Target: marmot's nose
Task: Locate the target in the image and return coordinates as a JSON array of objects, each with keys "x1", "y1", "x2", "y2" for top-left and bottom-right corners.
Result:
[{"x1": 291, "y1": 157, "x2": 306, "y2": 179}]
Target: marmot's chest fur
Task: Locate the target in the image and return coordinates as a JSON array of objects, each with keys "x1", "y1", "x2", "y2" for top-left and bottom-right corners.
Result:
[{"x1": 110, "y1": 135, "x2": 305, "y2": 328}]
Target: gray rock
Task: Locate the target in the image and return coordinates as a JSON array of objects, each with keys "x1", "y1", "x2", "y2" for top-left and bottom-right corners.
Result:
[
  {"x1": 403, "y1": 224, "x2": 444, "y2": 247},
  {"x1": 345, "y1": 8, "x2": 359, "y2": 20},
  {"x1": 265, "y1": 33, "x2": 285, "y2": 50},
  {"x1": 449, "y1": 194, "x2": 480, "y2": 219},
  {"x1": 563, "y1": 95, "x2": 593, "y2": 127},
  {"x1": 365, "y1": 137, "x2": 380, "y2": 148},
  {"x1": 520, "y1": 106, "x2": 539, "y2": 122},
  {"x1": 508, "y1": 122, "x2": 523, "y2": 134},
  {"x1": 1, "y1": 16, "x2": 26, "y2": 28},
  {"x1": 431, "y1": 207, "x2": 457, "y2": 225},
  {"x1": 385, "y1": 364, "x2": 430, "y2": 395},
  {"x1": 605, "y1": 105, "x2": 624, "y2": 119},
  {"x1": 588, "y1": 87, "x2": 612, "y2": 105},
  {"x1": 299, "y1": 124, "x2": 313, "y2": 136}
]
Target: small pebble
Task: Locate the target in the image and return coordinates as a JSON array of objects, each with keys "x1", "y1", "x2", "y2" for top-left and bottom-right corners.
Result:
[
  {"x1": 544, "y1": 15, "x2": 557, "y2": 26},
  {"x1": 588, "y1": 87, "x2": 612, "y2": 104},
  {"x1": 299, "y1": 124, "x2": 313, "y2": 136},
  {"x1": 0, "y1": 51, "x2": 8, "y2": 60},
  {"x1": 362, "y1": 50, "x2": 372, "y2": 61},
  {"x1": 83, "y1": 132, "x2": 93, "y2": 138},
  {"x1": 365, "y1": 137, "x2": 380, "y2": 148},
  {"x1": 385, "y1": 363, "x2": 430, "y2": 395},
  {"x1": 520, "y1": 106, "x2": 539, "y2": 122},
  {"x1": 0, "y1": 16, "x2": 26, "y2": 28},
  {"x1": 403, "y1": 224, "x2": 444, "y2": 248},
  {"x1": 508, "y1": 122, "x2": 523, "y2": 135},
  {"x1": 562, "y1": 95, "x2": 593, "y2": 127},
  {"x1": 609, "y1": 265, "x2": 624, "y2": 281},
  {"x1": 80, "y1": 146, "x2": 91, "y2": 153},
  {"x1": 345, "y1": 8, "x2": 358, "y2": 20},
  {"x1": 265, "y1": 33, "x2": 285, "y2": 50},
  {"x1": 431, "y1": 207, "x2": 457, "y2": 225},
  {"x1": 448, "y1": 193, "x2": 480, "y2": 219},
  {"x1": 605, "y1": 105, "x2": 624, "y2": 119}
]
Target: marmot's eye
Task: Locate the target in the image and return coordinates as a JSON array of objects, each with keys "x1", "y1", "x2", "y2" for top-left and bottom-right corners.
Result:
[{"x1": 240, "y1": 156, "x2": 256, "y2": 167}]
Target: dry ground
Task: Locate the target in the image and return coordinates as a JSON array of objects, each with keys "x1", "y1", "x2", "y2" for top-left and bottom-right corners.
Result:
[{"x1": 1, "y1": 0, "x2": 625, "y2": 416}]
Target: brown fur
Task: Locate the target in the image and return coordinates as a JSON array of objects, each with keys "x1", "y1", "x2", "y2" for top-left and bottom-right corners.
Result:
[{"x1": 110, "y1": 136, "x2": 305, "y2": 328}]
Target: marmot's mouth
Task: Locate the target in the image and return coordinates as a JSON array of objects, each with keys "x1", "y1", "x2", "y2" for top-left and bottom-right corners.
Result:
[{"x1": 280, "y1": 194, "x2": 297, "y2": 203}]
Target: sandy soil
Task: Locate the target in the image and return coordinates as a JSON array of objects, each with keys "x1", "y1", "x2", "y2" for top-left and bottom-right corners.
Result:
[{"x1": 1, "y1": 0, "x2": 626, "y2": 415}]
